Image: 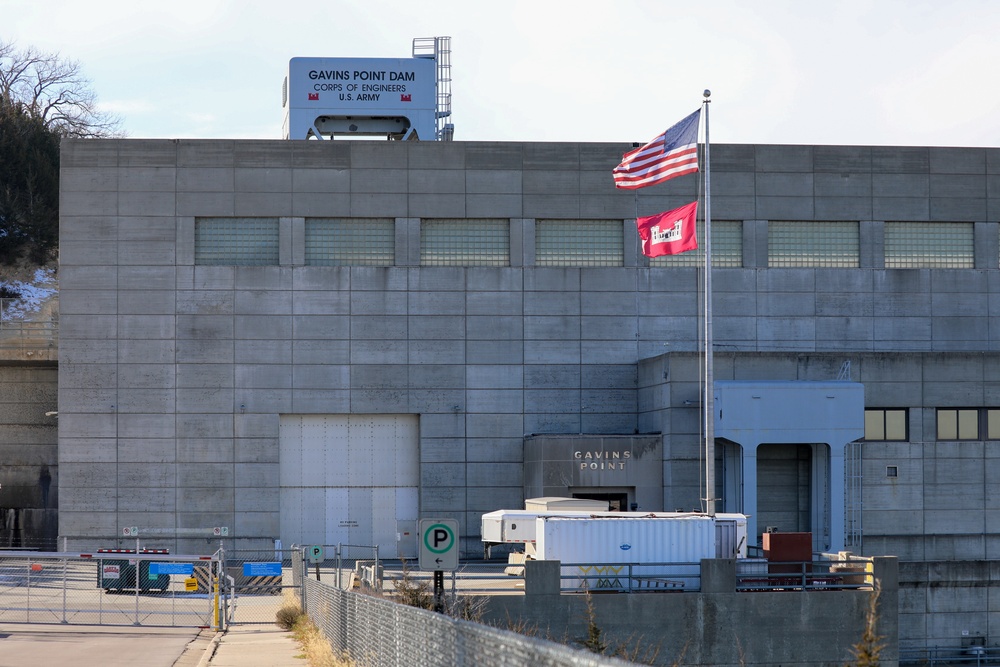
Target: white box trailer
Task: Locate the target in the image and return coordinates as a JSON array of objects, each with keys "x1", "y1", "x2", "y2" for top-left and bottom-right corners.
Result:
[
  {"x1": 482, "y1": 510, "x2": 641, "y2": 546},
  {"x1": 481, "y1": 509, "x2": 608, "y2": 568},
  {"x1": 481, "y1": 510, "x2": 748, "y2": 558},
  {"x1": 534, "y1": 515, "x2": 718, "y2": 592}
]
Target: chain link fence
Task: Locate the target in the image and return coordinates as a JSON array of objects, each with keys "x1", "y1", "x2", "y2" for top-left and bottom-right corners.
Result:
[
  {"x1": 206, "y1": 542, "x2": 383, "y2": 627},
  {"x1": 294, "y1": 544, "x2": 382, "y2": 592},
  {"x1": 220, "y1": 545, "x2": 298, "y2": 626},
  {"x1": 303, "y1": 571, "x2": 637, "y2": 667},
  {"x1": 0, "y1": 549, "x2": 218, "y2": 627}
]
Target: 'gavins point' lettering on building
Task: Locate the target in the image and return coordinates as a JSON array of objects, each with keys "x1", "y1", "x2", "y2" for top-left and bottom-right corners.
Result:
[{"x1": 575, "y1": 450, "x2": 631, "y2": 470}]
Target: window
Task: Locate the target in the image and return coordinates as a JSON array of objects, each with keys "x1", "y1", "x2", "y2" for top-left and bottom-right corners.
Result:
[
  {"x1": 195, "y1": 217, "x2": 279, "y2": 265},
  {"x1": 650, "y1": 220, "x2": 742, "y2": 267},
  {"x1": 886, "y1": 466, "x2": 898, "y2": 478},
  {"x1": 937, "y1": 408, "x2": 981, "y2": 440},
  {"x1": 989, "y1": 410, "x2": 1000, "y2": 439},
  {"x1": 768, "y1": 221, "x2": 859, "y2": 267},
  {"x1": 420, "y1": 219, "x2": 509, "y2": 266},
  {"x1": 864, "y1": 409, "x2": 908, "y2": 441},
  {"x1": 536, "y1": 219, "x2": 623, "y2": 267},
  {"x1": 885, "y1": 222, "x2": 974, "y2": 268},
  {"x1": 305, "y1": 218, "x2": 394, "y2": 266}
]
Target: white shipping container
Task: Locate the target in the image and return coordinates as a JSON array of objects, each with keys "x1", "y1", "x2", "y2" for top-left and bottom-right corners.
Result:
[{"x1": 535, "y1": 515, "x2": 717, "y2": 592}]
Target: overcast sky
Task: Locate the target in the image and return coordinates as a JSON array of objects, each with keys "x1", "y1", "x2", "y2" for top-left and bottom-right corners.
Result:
[{"x1": 4, "y1": 0, "x2": 999, "y2": 147}]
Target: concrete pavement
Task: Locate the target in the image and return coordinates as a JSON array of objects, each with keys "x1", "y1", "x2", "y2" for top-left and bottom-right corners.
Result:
[
  {"x1": 179, "y1": 624, "x2": 305, "y2": 666},
  {"x1": 0, "y1": 623, "x2": 305, "y2": 667},
  {"x1": 0, "y1": 623, "x2": 204, "y2": 667}
]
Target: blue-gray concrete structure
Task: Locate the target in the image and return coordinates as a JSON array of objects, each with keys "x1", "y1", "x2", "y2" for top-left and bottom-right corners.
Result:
[{"x1": 56, "y1": 138, "x2": 1000, "y2": 651}]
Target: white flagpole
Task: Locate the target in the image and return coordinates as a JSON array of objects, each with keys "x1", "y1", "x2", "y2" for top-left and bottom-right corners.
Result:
[{"x1": 702, "y1": 90, "x2": 716, "y2": 516}]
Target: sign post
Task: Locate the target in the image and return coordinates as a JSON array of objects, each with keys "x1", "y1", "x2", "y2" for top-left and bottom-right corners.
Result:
[
  {"x1": 308, "y1": 545, "x2": 324, "y2": 581},
  {"x1": 418, "y1": 519, "x2": 459, "y2": 613}
]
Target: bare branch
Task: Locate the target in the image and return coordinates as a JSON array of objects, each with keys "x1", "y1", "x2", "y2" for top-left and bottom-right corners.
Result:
[{"x1": 0, "y1": 38, "x2": 123, "y2": 137}]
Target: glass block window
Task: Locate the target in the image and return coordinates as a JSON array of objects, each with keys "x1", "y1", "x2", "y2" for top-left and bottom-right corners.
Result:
[
  {"x1": 536, "y1": 220, "x2": 623, "y2": 267},
  {"x1": 864, "y1": 409, "x2": 908, "y2": 441},
  {"x1": 937, "y1": 408, "x2": 980, "y2": 440},
  {"x1": 650, "y1": 220, "x2": 742, "y2": 267},
  {"x1": 420, "y1": 219, "x2": 509, "y2": 266},
  {"x1": 195, "y1": 217, "x2": 279, "y2": 265},
  {"x1": 885, "y1": 222, "x2": 974, "y2": 268},
  {"x1": 768, "y1": 221, "x2": 859, "y2": 267},
  {"x1": 305, "y1": 218, "x2": 394, "y2": 266}
]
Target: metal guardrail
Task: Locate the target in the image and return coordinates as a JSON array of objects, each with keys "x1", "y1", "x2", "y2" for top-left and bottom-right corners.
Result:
[
  {"x1": 735, "y1": 559, "x2": 874, "y2": 591},
  {"x1": 379, "y1": 561, "x2": 515, "y2": 597},
  {"x1": 0, "y1": 323, "x2": 57, "y2": 348},
  {"x1": 0, "y1": 296, "x2": 57, "y2": 350},
  {"x1": 373, "y1": 557, "x2": 875, "y2": 596},
  {"x1": 900, "y1": 644, "x2": 998, "y2": 666},
  {"x1": 558, "y1": 561, "x2": 702, "y2": 593}
]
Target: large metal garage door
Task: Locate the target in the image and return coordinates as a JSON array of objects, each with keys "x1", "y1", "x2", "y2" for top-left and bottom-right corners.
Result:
[
  {"x1": 756, "y1": 444, "x2": 812, "y2": 535},
  {"x1": 279, "y1": 415, "x2": 419, "y2": 555}
]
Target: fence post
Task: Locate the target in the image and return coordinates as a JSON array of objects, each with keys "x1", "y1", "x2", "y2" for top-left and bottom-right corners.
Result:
[
  {"x1": 62, "y1": 554, "x2": 68, "y2": 623},
  {"x1": 298, "y1": 547, "x2": 307, "y2": 612},
  {"x1": 26, "y1": 556, "x2": 32, "y2": 622},
  {"x1": 133, "y1": 547, "x2": 141, "y2": 626},
  {"x1": 214, "y1": 544, "x2": 225, "y2": 632}
]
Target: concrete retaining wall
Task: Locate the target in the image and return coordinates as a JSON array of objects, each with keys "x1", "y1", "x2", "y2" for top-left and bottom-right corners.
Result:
[
  {"x1": 899, "y1": 560, "x2": 1000, "y2": 653},
  {"x1": 482, "y1": 557, "x2": 899, "y2": 667}
]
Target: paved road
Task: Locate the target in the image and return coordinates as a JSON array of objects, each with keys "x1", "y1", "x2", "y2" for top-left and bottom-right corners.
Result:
[
  {"x1": 0, "y1": 624, "x2": 202, "y2": 667},
  {"x1": 0, "y1": 622, "x2": 304, "y2": 667}
]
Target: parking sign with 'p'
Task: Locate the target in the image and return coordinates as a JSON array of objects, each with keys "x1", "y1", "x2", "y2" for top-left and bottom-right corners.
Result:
[{"x1": 418, "y1": 519, "x2": 459, "y2": 571}]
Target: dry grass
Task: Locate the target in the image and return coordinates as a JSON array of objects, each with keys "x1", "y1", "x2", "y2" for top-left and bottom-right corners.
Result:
[
  {"x1": 275, "y1": 597, "x2": 302, "y2": 630},
  {"x1": 291, "y1": 615, "x2": 353, "y2": 667},
  {"x1": 574, "y1": 585, "x2": 661, "y2": 665},
  {"x1": 387, "y1": 560, "x2": 433, "y2": 610},
  {"x1": 275, "y1": 592, "x2": 353, "y2": 667},
  {"x1": 845, "y1": 583, "x2": 884, "y2": 667}
]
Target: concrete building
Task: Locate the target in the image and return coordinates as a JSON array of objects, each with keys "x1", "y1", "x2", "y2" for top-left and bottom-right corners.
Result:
[{"x1": 54, "y1": 137, "x2": 1000, "y2": 651}]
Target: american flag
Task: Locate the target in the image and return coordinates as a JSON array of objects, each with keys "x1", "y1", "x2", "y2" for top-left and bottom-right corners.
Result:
[{"x1": 613, "y1": 109, "x2": 701, "y2": 189}]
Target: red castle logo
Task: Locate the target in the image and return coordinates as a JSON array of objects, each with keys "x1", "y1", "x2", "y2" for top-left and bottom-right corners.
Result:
[
  {"x1": 400, "y1": 94, "x2": 412, "y2": 102},
  {"x1": 308, "y1": 93, "x2": 319, "y2": 101}
]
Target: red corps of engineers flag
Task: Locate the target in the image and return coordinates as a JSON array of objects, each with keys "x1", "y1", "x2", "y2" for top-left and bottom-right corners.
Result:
[
  {"x1": 636, "y1": 202, "x2": 699, "y2": 257},
  {"x1": 613, "y1": 109, "x2": 701, "y2": 189}
]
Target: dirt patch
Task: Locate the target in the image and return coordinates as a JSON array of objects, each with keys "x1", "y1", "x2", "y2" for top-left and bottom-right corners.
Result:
[{"x1": 0, "y1": 257, "x2": 56, "y2": 285}]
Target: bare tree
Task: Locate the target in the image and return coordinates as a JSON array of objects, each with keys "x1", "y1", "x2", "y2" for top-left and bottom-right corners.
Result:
[{"x1": 0, "y1": 39, "x2": 123, "y2": 137}]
